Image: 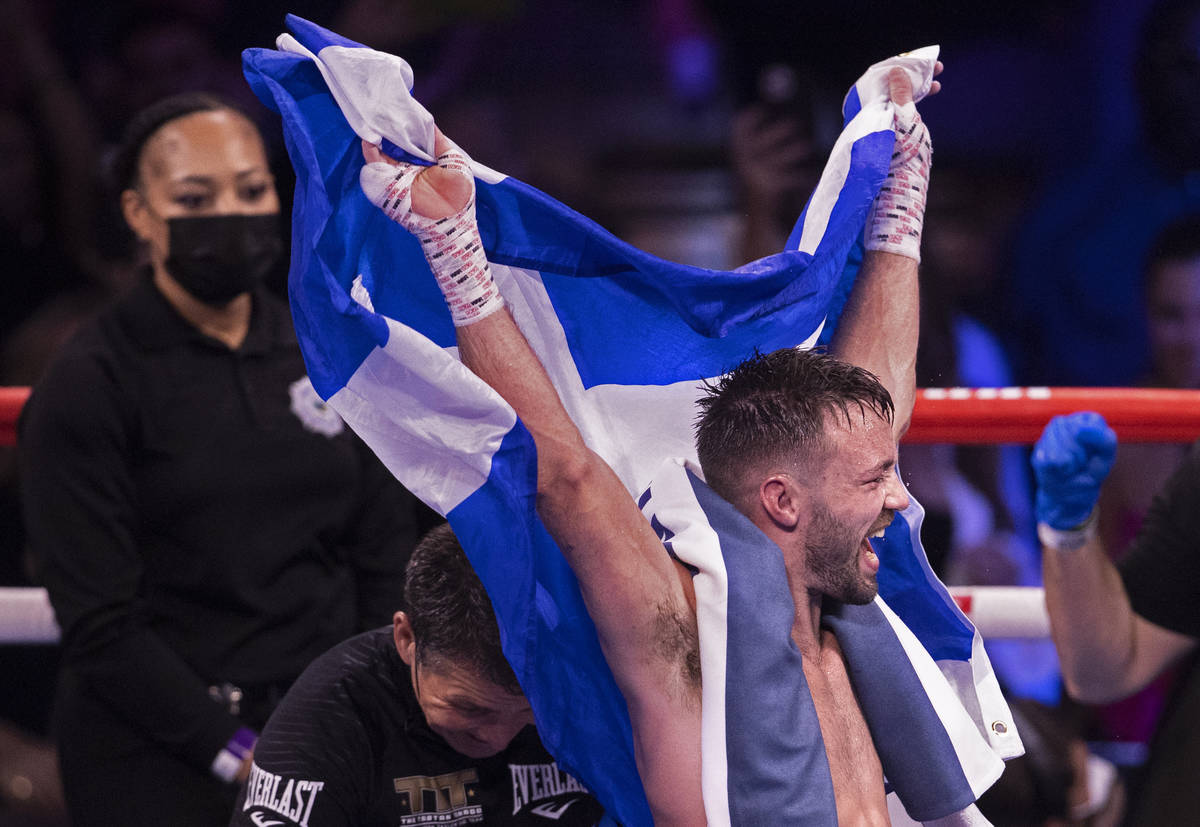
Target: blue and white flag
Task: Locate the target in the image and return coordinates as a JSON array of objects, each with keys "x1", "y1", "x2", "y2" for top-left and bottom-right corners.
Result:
[
  {"x1": 640, "y1": 459, "x2": 1021, "y2": 825},
  {"x1": 244, "y1": 18, "x2": 1013, "y2": 824}
]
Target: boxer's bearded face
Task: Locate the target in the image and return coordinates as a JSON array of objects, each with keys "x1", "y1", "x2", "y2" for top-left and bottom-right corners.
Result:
[
  {"x1": 800, "y1": 409, "x2": 907, "y2": 604},
  {"x1": 804, "y1": 501, "x2": 895, "y2": 605}
]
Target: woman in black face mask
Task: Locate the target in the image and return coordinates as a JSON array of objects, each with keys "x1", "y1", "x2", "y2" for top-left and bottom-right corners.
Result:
[
  {"x1": 118, "y1": 94, "x2": 284, "y2": 344},
  {"x1": 17, "y1": 93, "x2": 435, "y2": 826}
]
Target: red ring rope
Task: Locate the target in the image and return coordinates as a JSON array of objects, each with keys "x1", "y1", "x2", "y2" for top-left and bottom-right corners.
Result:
[
  {"x1": 1, "y1": 386, "x2": 30, "y2": 447},
  {"x1": 2, "y1": 385, "x2": 1187, "y2": 643},
  {"x1": 906, "y1": 387, "x2": 1200, "y2": 444},
  {"x1": 4, "y1": 385, "x2": 1200, "y2": 446}
]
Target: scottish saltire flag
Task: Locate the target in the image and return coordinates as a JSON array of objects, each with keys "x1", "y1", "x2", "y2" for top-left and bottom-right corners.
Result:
[
  {"x1": 243, "y1": 17, "x2": 1013, "y2": 824},
  {"x1": 641, "y1": 459, "x2": 1022, "y2": 825}
]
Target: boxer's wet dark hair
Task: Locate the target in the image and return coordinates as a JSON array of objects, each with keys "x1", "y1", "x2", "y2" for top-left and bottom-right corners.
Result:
[
  {"x1": 694, "y1": 347, "x2": 894, "y2": 505},
  {"x1": 404, "y1": 522, "x2": 522, "y2": 694}
]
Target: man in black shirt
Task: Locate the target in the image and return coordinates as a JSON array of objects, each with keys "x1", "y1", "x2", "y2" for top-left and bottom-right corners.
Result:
[
  {"x1": 1034, "y1": 411, "x2": 1200, "y2": 822},
  {"x1": 231, "y1": 523, "x2": 606, "y2": 827}
]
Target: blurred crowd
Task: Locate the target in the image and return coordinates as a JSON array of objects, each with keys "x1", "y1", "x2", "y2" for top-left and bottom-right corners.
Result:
[{"x1": 3, "y1": 0, "x2": 1200, "y2": 824}]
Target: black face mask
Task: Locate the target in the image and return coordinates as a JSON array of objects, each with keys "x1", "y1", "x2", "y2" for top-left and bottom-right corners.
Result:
[{"x1": 164, "y1": 213, "x2": 283, "y2": 305}]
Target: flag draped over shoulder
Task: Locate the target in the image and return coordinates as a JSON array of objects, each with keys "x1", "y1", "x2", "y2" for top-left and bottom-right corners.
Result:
[
  {"x1": 242, "y1": 18, "x2": 1003, "y2": 825},
  {"x1": 640, "y1": 459, "x2": 1022, "y2": 825}
]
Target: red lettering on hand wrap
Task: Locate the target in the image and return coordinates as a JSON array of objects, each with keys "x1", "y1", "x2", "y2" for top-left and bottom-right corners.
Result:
[{"x1": 865, "y1": 104, "x2": 932, "y2": 261}]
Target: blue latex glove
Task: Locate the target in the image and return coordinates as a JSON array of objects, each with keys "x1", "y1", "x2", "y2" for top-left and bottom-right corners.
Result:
[{"x1": 1031, "y1": 412, "x2": 1117, "y2": 529}]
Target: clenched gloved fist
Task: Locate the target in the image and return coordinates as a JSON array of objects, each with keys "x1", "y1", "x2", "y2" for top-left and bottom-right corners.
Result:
[{"x1": 1031, "y1": 412, "x2": 1117, "y2": 532}]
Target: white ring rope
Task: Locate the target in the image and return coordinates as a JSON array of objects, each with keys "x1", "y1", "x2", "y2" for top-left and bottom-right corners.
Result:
[
  {"x1": 6, "y1": 386, "x2": 1166, "y2": 646},
  {"x1": 0, "y1": 586, "x2": 1046, "y2": 644},
  {"x1": 947, "y1": 586, "x2": 1050, "y2": 639}
]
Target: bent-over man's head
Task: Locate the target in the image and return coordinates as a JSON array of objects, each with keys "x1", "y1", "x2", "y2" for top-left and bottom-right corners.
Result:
[
  {"x1": 694, "y1": 347, "x2": 909, "y2": 604},
  {"x1": 393, "y1": 523, "x2": 534, "y2": 757}
]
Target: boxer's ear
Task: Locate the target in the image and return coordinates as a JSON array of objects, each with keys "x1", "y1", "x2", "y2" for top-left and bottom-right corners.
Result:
[
  {"x1": 393, "y1": 611, "x2": 417, "y2": 665},
  {"x1": 759, "y1": 474, "x2": 802, "y2": 530}
]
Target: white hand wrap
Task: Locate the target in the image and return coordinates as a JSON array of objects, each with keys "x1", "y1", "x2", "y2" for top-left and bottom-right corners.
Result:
[
  {"x1": 360, "y1": 143, "x2": 504, "y2": 326},
  {"x1": 865, "y1": 101, "x2": 932, "y2": 262}
]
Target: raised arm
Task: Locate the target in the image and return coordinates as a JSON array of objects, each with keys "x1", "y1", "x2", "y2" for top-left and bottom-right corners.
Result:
[
  {"x1": 830, "y1": 65, "x2": 939, "y2": 440},
  {"x1": 360, "y1": 137, "x2": 704, "y2": 823},
  {"x1": 831, "y1": 248, "x2": 918, "y2": 439},
  {"x1": 1033, "y1": 413, "x2": 1197, "y2": 703}
]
